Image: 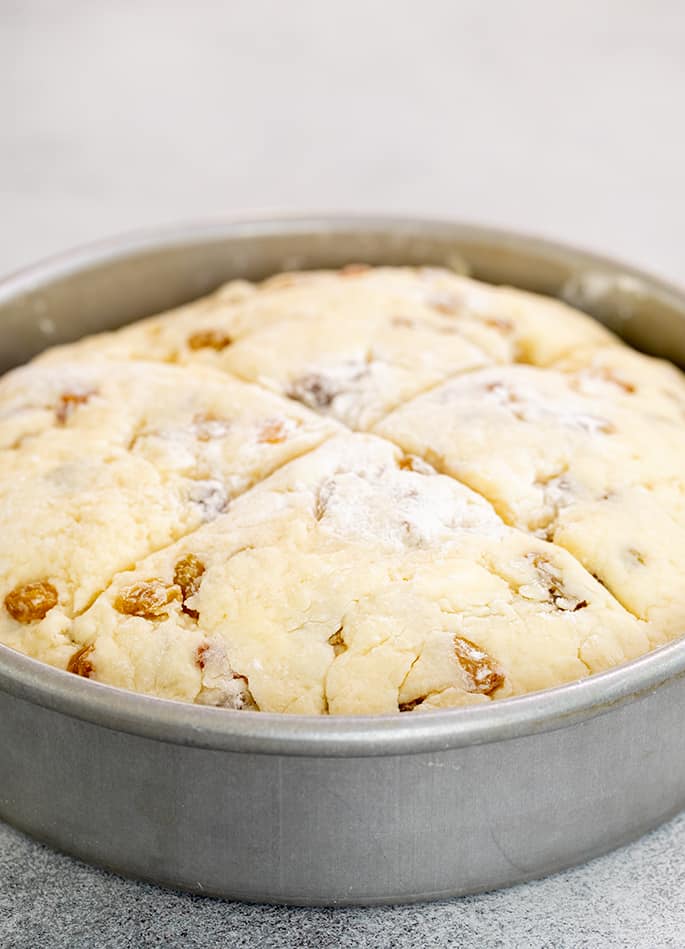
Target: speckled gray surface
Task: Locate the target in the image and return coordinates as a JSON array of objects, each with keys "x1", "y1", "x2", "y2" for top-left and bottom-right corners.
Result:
[
  {"x1": 2, "y1": 1, "x2": 685, "y2": 946},
  {"x1": 1, "y1": 816, "x2": 684, "y2": 948}
]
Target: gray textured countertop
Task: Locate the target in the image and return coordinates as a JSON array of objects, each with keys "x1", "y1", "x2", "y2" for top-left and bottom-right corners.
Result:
[
  {"x1": 2, "y1": 816, "x2": 685, "y2": 948},
  {"x1": 2, "y1": 1, "x2": 685, "y2": 945}
]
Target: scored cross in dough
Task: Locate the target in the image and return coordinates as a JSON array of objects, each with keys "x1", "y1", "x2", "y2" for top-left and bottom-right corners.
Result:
[
  {"x1": 376, "y1": 363, "x2": 685, "y2": 637},
  {"x1": 67, "y1": 434, "x2": 648, "y2": 714},
  {"x1": 218, "y1": 310, "x2": 492, "y2": 430},
  {"x1": 0, "y1": 359, "x2": 337, "y2": 666},
  {"x1": 1, "y1": 265, "x2": 683, "y2": 714}
]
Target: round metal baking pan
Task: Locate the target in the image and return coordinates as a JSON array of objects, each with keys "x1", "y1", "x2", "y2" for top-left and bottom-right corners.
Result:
[{"x1": 1, "y1": 216, "x2": 684, "y2": 905}]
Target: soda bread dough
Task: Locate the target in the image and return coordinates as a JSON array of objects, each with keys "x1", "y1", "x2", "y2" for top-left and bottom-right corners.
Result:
[
  {"x1": 1, "y1": 265, "x2": 682, "y2": 714},
  {"x1": 0, "y1": 361, "x2": 337, "y2": 667}
]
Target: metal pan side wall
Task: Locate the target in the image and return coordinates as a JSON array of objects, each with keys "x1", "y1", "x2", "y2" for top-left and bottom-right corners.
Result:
[{"x1": 1, "y1": 217, "x2": 684, "y2": 903}]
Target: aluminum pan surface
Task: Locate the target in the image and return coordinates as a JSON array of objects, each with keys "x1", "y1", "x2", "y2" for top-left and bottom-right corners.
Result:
[{"x1": 1, "y1": 216, "x2": 684, "y2": 757}]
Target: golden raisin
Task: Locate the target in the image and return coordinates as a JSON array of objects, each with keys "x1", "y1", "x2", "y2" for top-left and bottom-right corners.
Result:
[
  {"x1": 114, "y1": 579, "x2": 180, "y2": 620},
  {"x1": 287, "y1": 374, "x2": 337, "y2": 408},
  {"x1": 195, "y1": 642, "x2": 210, "y2": 669},
  {"x1": 258, "y1": 418, "x2": 288, "y2": 444},
  {"x1": 327, "y1": 627, "x2": 346, "y2": 656},
  {"x1": 188, "y1": 481, "x2": 228, "y2": 520},
  {"x1": 527, "y1": 554, "x2": 589, "y2": 612},
  {"x1": 173, "y1": 554, "x2": 205, "y2": 619},
  {"x1": 187, "y1": 329, "x2": 233, "y2": 351},
  {"x1": 484, "y1": 381, "x2": 521, "y2": 403},
  {"x1": 5, "y1": 580, "x2": 58, "y2": 623},
  {"x1": 430, "y1": 296, "x2": 459, "y2": 315},
  {"x1": 397, "y1": 454, "x2": 435, "y2": 475},
  {"x1": 454, "y1": 636, "x2": 504, "y2": 695},
  {"x1": 586, "y1": 416, "x2": 615, "y2": 435},
  {"x1": 597, "y1": 367, "x2": 636, "y2": 394},
  {"x1": 55, "y1": 390, "x2": 94, "y2": 424},
  {"x1": 399, "y1": 697, "x2": 424, "y2": 712},
  {"x1": 193, "y1": 414, "x2": 232, "y2": 441},
  {"x1": 67, "y1": 644, "x2": 95, "y2": 678}
]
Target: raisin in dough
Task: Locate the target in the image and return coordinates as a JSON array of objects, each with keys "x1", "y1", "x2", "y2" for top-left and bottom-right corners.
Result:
[
  {"x1": 68, "y1": 435, "x2": 647, "y2": 714},
  {"x1": 377, "y1": 364, "x2": 685, "y2": 637},
  {"x1": 1, "y1": 265, "x2": 682, "y2": 714},
  {"x1": 555, "y1": 344, "x2": 685, "y2": 423},
  {"x1": 0, "y1": 360, "x2": 337, "y2": 666},
  {"x1": 218, "y1": 310, "x2": 491, "y2": 429},
  {"x1": 37, "y1": 265, "x2": 617, "y2": 377}
]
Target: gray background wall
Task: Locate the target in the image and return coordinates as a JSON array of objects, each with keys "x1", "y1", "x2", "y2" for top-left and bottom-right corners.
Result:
[{"x1": 2, "y1": 0, "x2": 684, "y2": 282}]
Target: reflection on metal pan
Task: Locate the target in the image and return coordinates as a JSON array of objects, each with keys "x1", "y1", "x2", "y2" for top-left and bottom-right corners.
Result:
[{"x1": 1, "y1": 217, "x2": 684, "y2": 905}]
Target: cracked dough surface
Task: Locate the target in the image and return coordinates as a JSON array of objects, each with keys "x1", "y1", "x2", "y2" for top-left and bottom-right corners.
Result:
[{"x1": 1, "y1": 265, "x2": 682, "y2": 714}]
